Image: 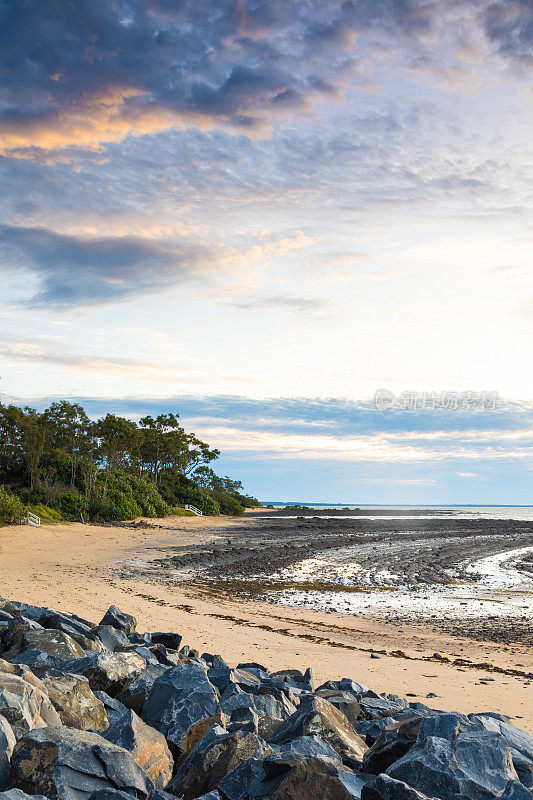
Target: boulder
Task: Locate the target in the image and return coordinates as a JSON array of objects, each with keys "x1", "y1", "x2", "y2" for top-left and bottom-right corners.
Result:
[
  {"x1": 498, "y1": 781, "x2": 533, "y2": 800},
  {"x1": 38, "y1": 612, "x2": 103, "y2": 653},
  {"x1": 99, "y1": 607, "x2": 136, "y2": 637},
  {"x1": 316, "y1": 679, "x2": 368, "y2": 695},
  {"x1": 314, "y1": 690, "x2": 361, "y2": 725},
  {"x1": 41, "y1": 672, "x2": 108, "y2": 732},
  {"x1": 0, "y1": 717, "x2": 16, "y2": 790},
  {"x1": 359, "y1": 696, "x2": 408, "y2": 720},
  {"x1": 21, "y1": 629, "x2": 85, "y2": 661},
  {"x1": 0, "y1": 790, "x2": 48, "y2": 800},
  {"x1": 102, "y1": 708, "x2": 173, "y2": 788},
  {"x1": 221, "y1": 690, "x2": 296, "y2": 739},
  {"x1": 142, "y1": 662, "x2": 221, "y2": 759},
  {"x1": 270, "y1": 668, "x2": 313, "y2": 692},
  {"x1": 0, "y1": 672, "x2": 61, "y2": 739},
  {"x1": 247, "y1": 753, "x2": 369, "y2": 800},
  {"x1": 93, "y1": 693, "x2": 129, "y2": 728},
  {"x1": 387, "y1": 727, "x2": 519, "y2": 800},
  {"x1": 94, "y1": 627, "x2": 130, "y2": 653},
  {"x1": 362, "y1": 774, "x2": 440, "y2": 800},
  {"x1": 8, "y1": 726, "x2": 154, "y2": 800},
  {"x1": 269, "y1": 696, "x2": 368, "y2": 768},
  {"x1": 218, "y1": 757, "x2": 266, "y2": 800},
  {"x1": 208, "y1": 668, "x2": 261, "y2": 695},
  {"x1": 117, "y1": 665, "x2": 168, "y2": 715},
  {"x1": 362, "y1": 717, "x2": 423, "y2": 774},
  {"x1": 279, "y1": 735, "x2": 341, "y2": 762},
  {"x1": 168, "y1": 724, "x2": 270, "y2": 800},
  {"x1": 470, "y1": 715, "x2": 533, "y2": 789},
  {"x1": 151, "y1": 633, "x2": 183, "y2": 651},
  {"x1": 62, "y1": 652, "x2": 147, "y2": 697}
]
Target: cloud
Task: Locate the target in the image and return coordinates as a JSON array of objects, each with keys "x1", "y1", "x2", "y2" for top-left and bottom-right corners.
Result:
[
  {"x1": 0, "y1": 0, "x2": 528, "y2": 155},
  {"x1": 0, "y1": 224, "x2": 210, "y2": 306},
  {"x1": 229, "y1": 295, "x2": 327, "y2": 312}
]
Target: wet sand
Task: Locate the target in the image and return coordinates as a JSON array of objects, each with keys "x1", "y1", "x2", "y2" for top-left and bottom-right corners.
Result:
[{"x1": 0, "y1": 513, "x2": 531, "y2": 731}]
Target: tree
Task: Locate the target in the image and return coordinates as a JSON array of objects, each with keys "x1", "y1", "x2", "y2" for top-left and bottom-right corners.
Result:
[{"x1": 42, "y1": 401, "x2": 90, "y2": 489}]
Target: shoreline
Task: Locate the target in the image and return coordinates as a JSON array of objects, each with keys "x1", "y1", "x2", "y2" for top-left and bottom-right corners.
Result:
[{"x1": 0, "y1": 513, "x2": 531, "y2": 732}]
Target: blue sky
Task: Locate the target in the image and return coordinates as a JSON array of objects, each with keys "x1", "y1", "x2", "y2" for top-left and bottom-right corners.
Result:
[{"x1": 0, "y1": 1, "x2": 532, "y2": 502}]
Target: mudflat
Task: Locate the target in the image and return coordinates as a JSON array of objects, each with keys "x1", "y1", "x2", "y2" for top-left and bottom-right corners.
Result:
[{"x1": 0, "y1": 512, "x2": 531, "y2": 731}]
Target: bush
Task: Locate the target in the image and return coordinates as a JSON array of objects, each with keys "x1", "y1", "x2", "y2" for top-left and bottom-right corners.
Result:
[
  {"x1": 0, "y1": 485, "x2": 25, "y2": 525},
  {"x1": 57, "y1": 491, "x2": 89, "y2": 521},
  {"x1": 27, "y1": 504, "x2": 63, "y2": 523},
  {"x1": 90, "y1": 473, "x2": 170, "y2": 521},
  {"x1": 214, "y1": 492, "x2": 245, "y2": 516},
  {"x1": 166, "y1": 483, "x2": 220, "y2": 516}
]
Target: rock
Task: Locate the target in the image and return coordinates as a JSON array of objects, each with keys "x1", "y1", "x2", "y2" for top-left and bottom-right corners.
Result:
[
  {"x1": 279, "y1": 735, "x2": 341, "y2": 762},
  {"x1": 102, "y1": 708, "x2": 173, "y2": 788},
  {"x1": 218, "y1": 757, "x2": 265, "y2": 800},
  {"x1": 0, "y1": 790, "x2": 48, "y2": 800},
  {"x1": 314, "y1": 690, "x2": 361, "y2": 724},
  {"x1": 355, "y1": 719, "x2": 397, "y2": 747},
  {"x1": 359, "y1": 696, "x2": 408, "y2": 720},
  {"x1": 93, "y1": 692, "x2": 129, "y2": 728},
  {"x1": 99, "y1": 607, "x2": 136, "y2": 636},
  {"x1": 41, "y1": 672, "x2": 108, "y2": 732},
  {"x1": 168, "y1": 724, "x2": 270, "y2": 800},
  {"x1": 269, "y1": 696, "x2": 368, "y2": 768},
  {"x1": 498, "y1": 781, "x2": 533, "y2": 800},
  {"x1": 270, "y1": 668, "x2": 313, "y2": 692},
  {"x1": 38, "y1": 612, "x2": 103, "y2": 653},
  {"x1": 362, "y1": 717, "x2": 423, "y2": 774},
  {"x1": 470, "y1": 714, "x2": 533, "y2": 789},
  {"x1": 227, "y1": 707, "x2": 259, "y2": 735},
  {"x1": 1, "y1": 619, "x2": 43, "y2": 657},
  {"x1": 117, "y1": 665, "x2": 168, "y2": 715},
  {"x1": 151, "y1": 633, "x2": 183, "y2": 651},
  {"x1": 62, "y1": 652, "x2": 147, "y2": 697},
  {"x1": 94, "y1": 627, "x2": 130, "y2": 653},
  {"x1": 0, "y1": 672, "x2": 61, "y2": 739},
  {"x1": 0, "y1": 717, "x2": 16, "y2": 790},
  {"x1": 237, "y1": 663, "x2": 269, "y2": 674},
  {"x1": 247, "y1": 753, "x2": 369, "y2": 800},
  {"x1": 316, "y1": 679, "x2": 368, "y2": 695},
  {"x1": 19, "y1": 629, "x2": 85, "y2": 661},
  {"x1": 362, "y1": 774, "x2": 440, "y2": 800},
  {"x1": 87, "y1": 792, "x2": 136, "y2": 800},
  {"x1": 8, "y1": 726, "x2": 154, "y2": 800},
  {"x1": 142, "y1": 662, "x2": 221, "y2": 759},
  {"x1": 387, "y1": 727, "x2": 519, "y2": 800},
  {"x1": 208, "y1": 668, "x2": 261, "y2": 695},
  {"x1": 221, "y1": 690, "x2": 296, "y2": 739}
]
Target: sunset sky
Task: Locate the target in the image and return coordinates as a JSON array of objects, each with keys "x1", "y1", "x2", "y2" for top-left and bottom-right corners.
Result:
[{"x1": 1, "y1": 0, "x2": 532, "y2": 502}]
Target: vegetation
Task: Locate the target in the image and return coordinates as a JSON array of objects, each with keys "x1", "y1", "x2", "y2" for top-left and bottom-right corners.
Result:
[{"x1": 0, "y1": 401, "x2": 261, "y2": 523}]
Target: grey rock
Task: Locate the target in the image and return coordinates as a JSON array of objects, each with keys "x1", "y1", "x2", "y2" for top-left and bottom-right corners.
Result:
[
  {"x1": 362, "y1": 717, "x2": 423, "y2": 774},
  {"x1": 168, "y1": 724, "x2": 270, "y2": 800},
  {"x1": 269, "y1": 696, "x2": 368, "y2": 768},
  {"x1": 218, "y1": 757, "x2": 265, "y2": 800},
  {"x1": 248, "y1": 753, "x2": 369, "y2": 800},
  {"x1": 8, "y1": 726, "x2": 154, "y2": 800},
  {"x1": 149, "y1": 633, "x2": 182, "y2": 650},
  {"x1": 279, "y1": 735, "x2": 341, "y2": 762},
  {"x1": 95, "y1": 626, "x2": 130, "y2": 653},
  {"x1": 142, "y1": 662, "x2": 221, "y2": 760},
  {"x1": 362, "y1": 774, "x2": 440, "y2": 800},
  {"x1": 0, "y1": 789, "x2": 48, "y2": 800},
  {"x1": 41, "y1": 671, "x2": 108, "y2": 732},
  {"x1": 470, "y1": 714, "x2": 533, "y2": 789},
  {"x1": 102, "y1": 708, "x2": 173, "y2": 788},
  {"x1": 0, "y1": 717, "x2": 16, "y2": 790},
  {"x1": 62, "y1": 652, "x2": 147, "y2": 697},
  {"x1": 117, "y1": 664, "x2": 168, "y2": 715},
  {"x1": 221, "y1": 690, "x2": 296, "y2": 739},
  {"x1": 93, "y1": 692, "x2": 129, "y2": 728},
  {"x1": 0, "y1": 671, "x2": 62, "y2": 739},
  {"x1": 359, "y1": 696, "x2": 409, "y2": 720},
  {"x1": 387, "y1": 727, "x2": 519, "y2": 800},
  {"x1": 99, "y1": 607, "x2": 136, "y2": 637},
  {"x1": 38, "y1": 613, "x2": 103, "y2": 652},
  {"x1": 317, "y1": 679, "x2": 368, "y2": 695}
]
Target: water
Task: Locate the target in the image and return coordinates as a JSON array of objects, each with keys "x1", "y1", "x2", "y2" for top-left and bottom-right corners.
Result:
[{"x1": 263, "y1": 504, "x2": 533, "y2": 521}]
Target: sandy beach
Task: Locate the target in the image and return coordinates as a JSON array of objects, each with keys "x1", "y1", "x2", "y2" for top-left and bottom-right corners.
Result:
[{"x1": 0, "y1": 513, "x2": 531, "y2": 732}]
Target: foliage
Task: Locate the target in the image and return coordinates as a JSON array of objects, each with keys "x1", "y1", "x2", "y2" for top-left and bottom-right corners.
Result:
[
  {"x1": 0, "y1": 485, "x2": 25, "y2": 525},
  {"x1": 0, "y1": 399, "x2": 257, "y2": 523},
  {"x1": 213, "y1": 492, "x2": 245, "y2": 516}
]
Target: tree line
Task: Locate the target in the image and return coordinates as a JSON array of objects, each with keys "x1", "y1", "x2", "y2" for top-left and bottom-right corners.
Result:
[{"x1": 0, "y1": 400, "x2": 261, "y2": 523}]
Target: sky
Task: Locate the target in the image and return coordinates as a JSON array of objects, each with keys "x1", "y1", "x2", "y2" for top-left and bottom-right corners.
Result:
[{"x1": 0, "y1": 0, "x2": 532, "y2": 503}]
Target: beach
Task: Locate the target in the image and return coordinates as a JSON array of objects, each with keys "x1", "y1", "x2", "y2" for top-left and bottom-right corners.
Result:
[{"x1": 0, "y1": 512, "x2": 531, "y2": 731}]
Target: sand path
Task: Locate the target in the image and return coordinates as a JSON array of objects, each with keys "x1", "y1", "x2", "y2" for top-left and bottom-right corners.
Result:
[{"x1": 1, "y1": 515, "x2": 531, "y2": 731}]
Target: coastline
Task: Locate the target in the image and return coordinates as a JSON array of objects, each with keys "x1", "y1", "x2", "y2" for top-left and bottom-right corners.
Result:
[{"x1": 0, "y1": 513, "x2": 531, "y2": 732}]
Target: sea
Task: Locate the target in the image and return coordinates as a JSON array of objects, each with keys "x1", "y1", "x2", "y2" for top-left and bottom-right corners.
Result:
[{"x1": 262, "y1": 504, "x2": 533, "y2": 521}]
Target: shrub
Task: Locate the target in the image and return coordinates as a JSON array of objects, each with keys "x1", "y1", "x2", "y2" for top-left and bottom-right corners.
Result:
[
  {"x1": 214, "y1": 492, "x2": 245, "y2": 516},
  {"x1": 167, "y1": 483, "x2": 220, "y2": 516},
  {"x1": 91, "y1": 472, "x2": 170, "y2": 521},
  {"x1": 0, "y1": 485, "x2": 25, "y2": 525},
  {"x1": 57, "y1": 491, "x2": 89, "y2": 521}
]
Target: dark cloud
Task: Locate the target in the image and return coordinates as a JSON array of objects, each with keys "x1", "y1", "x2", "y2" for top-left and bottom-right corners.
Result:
[
  {"x1": 0, "y1": 0, "x2": 527, "y2": 153},
  {"x1": 0, "y1": 224, "x2": 208, "y2": 306}
]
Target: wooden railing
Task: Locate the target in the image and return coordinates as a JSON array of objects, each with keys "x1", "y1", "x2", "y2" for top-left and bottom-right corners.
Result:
[
  {"x1": 184, "y1": 504, "x2": 203, "y2": 516},
  {"x1": 26, "y1": 511, "x2": 41, "y2": 527}
]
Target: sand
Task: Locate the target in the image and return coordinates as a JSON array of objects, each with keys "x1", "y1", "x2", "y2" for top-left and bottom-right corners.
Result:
[{"x1": 1, "y1": 514, "x2": 531, "y2": 732}]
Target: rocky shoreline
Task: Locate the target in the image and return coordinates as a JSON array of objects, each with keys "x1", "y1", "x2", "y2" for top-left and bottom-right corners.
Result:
[
  {"x1": 122, "y1": 515, "x2": 533, "y2": 648},
  {"x1": 0, "y1": 596, "x2": 532, "y2": 800}
]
